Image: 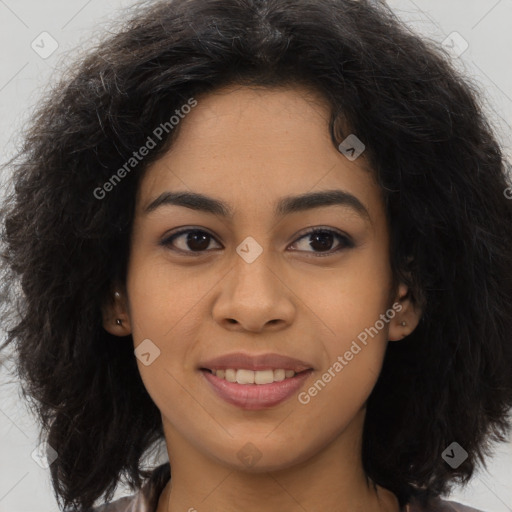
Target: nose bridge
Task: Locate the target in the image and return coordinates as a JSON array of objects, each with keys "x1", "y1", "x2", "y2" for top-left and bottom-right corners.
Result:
[
  {"x1": 230, "y1": 237, "x2": 278, "y2": 304},
  {"x1": 212, "y1": 235, "x2": 295, "y2": 331}
]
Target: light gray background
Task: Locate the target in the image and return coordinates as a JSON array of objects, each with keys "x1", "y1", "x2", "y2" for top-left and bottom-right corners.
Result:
[{"x1": 1, "y1": 1, "x2": 511, "y2": 511}]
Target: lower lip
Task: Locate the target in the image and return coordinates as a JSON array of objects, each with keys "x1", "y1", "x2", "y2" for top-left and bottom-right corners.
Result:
[{"x1": 201, "y1": 369, "x2": 313, "y2": 410}]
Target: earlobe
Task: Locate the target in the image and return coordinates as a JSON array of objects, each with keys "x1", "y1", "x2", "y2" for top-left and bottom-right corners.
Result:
[
  {"x1": 388, "y1": 282, "x2": 423, "y2": 341},
  {"x1": 101, "y1": 289, "x2": 132, "y2": 336}
]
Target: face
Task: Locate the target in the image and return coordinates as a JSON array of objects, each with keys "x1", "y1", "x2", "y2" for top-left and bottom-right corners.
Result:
[{"x1": 104, "y1": 84, "x2": 420, "y2": 472}]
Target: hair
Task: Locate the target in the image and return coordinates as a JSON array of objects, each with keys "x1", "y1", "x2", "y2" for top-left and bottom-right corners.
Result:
[{"x1": 1, "y1": 0, "x2": 512, "y2": 510}]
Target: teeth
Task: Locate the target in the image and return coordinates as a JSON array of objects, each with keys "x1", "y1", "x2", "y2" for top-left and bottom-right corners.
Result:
[
  {"x1": 210, "y1": 368, "x2": 298, "y2": 384},
  {"x1": 236, "y1": 369, "x2": 255, "y2": 384},
  {"x1": 225, "y1": 369, "x2": 236, "y2": 382}
]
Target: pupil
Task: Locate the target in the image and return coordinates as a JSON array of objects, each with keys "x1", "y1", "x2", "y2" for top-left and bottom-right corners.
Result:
[
  {"x1": 188, "y1": 231, "x2": 210, "y2": 251},
  {"x1": 310, "y1": 231, "x2": 333, "y2": 252}
]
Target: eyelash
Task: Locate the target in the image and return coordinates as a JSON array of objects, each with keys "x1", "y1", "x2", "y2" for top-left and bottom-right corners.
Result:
[{"x1": 160, "y1": 227, "x2": 354, "y2": 257}]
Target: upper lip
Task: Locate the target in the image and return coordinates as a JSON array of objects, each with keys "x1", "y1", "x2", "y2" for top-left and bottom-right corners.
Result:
[{"x1": 199, "y1": 352, "x2": 314, "y2": 372}]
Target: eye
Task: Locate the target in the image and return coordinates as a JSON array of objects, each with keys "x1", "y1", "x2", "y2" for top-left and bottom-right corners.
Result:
[
  {"x1": 160, "y1": 228, "x2": 221, "y2": 255},
  {"x1": 161, "y1": 227, "x2": 354, "y2": 256},
  {"x1": 289, "y1": 227, "x2": 354, "y2": 256}
]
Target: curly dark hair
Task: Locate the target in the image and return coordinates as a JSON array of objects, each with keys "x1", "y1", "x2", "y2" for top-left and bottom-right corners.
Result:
[{"x1": 1, "y1": 0, "x2": 512, "y2": 510}]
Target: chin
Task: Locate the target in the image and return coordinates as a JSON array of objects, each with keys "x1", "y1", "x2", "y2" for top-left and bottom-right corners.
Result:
[{"x1": 206, "y1": 436, "x2": 319, "y2": 473}]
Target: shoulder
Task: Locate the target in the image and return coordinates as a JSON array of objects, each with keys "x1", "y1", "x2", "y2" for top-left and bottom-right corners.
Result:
[
  {"x1": 90, "y1": 495, "x2": 138, "y2": 512},
  {"x1": 63, "y1": 462, "x2": 170, "y2": 512},
  {"x1": 406, "y1": 495, "x2": 488, "y2": 512},
  {"x1": 63, "y1": 494, "x2": 139, "y2": 512},
  {"x1": 437, "y1": 498, "x2": 487, "y2": 512}
]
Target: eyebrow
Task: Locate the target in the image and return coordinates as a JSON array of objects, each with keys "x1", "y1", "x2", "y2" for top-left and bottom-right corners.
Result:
[{"x1": 144, "y1": 189, "x2": 371, "y2": 223}]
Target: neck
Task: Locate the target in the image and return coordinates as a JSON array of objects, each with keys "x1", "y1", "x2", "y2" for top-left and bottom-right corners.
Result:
[{"x1": 156, "y1": 408, "x2": 400, "y2": 512}]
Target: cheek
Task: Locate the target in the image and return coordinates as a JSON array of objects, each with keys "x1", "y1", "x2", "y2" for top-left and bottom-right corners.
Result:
[
  {"x1": 300, "y1": 253, "x2": 391, "y2": 338},
  {"x1": 126, "y1": 256, "x2": 209, "y2": 387},
  {"x1": 301, "y1": 246, "x2": 392, "y2": 393},
  {"x1": 300, "y1": 334, "x2": 388, "y2": 421},
  {"x1": 126, "y1": 254, "x2": 199, "y2": 337}
]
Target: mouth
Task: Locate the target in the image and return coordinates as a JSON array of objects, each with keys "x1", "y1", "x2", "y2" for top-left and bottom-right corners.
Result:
[
  {"x1": 200, "y1": 367, "x2": 310, "y2": 384},
  {"x1": 199, "y1": 351, "x2": 313, "y2": 374},
  {"x1": 200, "y1": 366, "x2": 314, "y2": 410},
  {"x1": 198, "y1": 352, "x2": 314, "y2": 410}
]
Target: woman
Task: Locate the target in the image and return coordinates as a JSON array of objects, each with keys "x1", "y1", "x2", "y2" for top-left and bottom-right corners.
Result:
[{"x1": 1, "y1": 0, "x2": 511, "y2": 511}]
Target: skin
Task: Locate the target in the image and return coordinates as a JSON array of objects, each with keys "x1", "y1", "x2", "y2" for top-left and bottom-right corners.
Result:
[{"x1": 103, "y1": 84, "x2": 422, "y2": 512}]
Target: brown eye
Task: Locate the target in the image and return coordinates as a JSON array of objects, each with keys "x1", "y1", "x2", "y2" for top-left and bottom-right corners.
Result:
[
  {"x1": 161, "y1": 229, "x2": 221, "y2": 254},
  {"x1": 289, "y1": 228, "x2": 354, "y2": 256},
  {"x1": 160, "y1": 227, "x2": 353, "y2": 257}
]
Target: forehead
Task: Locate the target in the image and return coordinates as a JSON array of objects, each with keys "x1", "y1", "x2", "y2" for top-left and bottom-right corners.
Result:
[{"x1": 136, "y1": 85, "x2": 384, "y2": 227}]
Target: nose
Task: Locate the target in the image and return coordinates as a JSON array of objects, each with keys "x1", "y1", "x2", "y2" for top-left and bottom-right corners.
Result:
[{"x1": 211, "y1": 245, "x2": 296, "y2": 333}]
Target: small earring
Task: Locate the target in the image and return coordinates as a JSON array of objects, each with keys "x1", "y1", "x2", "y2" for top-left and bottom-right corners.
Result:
[
  {"x1": 115, "y1": 318, "x2": 123, "y2": 326},
  {"x1": 400, "y1": 321, "x2": 407, "y2": 326},
  {"x1": 114, "y1": 291, "x2": 121, "y2": 299}
]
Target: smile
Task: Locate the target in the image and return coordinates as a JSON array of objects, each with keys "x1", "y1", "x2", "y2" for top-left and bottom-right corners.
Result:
[{"x1": 200, "y1": 368, "x2": 313, "y2": 410}]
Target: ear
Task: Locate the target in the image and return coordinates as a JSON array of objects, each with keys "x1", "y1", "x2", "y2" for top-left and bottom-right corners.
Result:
[
  {"x1": 387, "y1": 281, "x2": 423, "y2": 341},
  {"x1": 101, "y1": 287, "x2": 132, "y2": 337}
]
